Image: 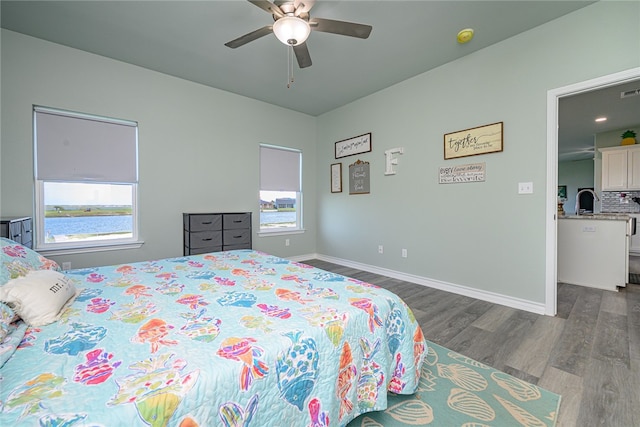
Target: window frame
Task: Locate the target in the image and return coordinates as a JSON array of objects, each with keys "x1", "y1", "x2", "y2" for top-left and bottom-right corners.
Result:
[
  {"x1": 33, "y1": 107, "x2": 143, "y2": 255},
  {"x1": 258, "y1": 144, "x2": 304, "y2": 235}
]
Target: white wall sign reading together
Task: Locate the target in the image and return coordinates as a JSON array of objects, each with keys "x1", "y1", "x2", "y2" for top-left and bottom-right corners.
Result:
[{"x1": 439, "y1": 162, "x2": 486, "y2": 184}]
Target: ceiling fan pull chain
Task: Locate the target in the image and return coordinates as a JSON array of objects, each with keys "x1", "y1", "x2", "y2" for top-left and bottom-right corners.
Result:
[{"x1": 287, "y1": 46, "x2": 294, "y2": 88}]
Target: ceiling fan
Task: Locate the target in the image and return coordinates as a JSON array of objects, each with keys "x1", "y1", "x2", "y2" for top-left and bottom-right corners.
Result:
[{"x1": 225, "y1": 0, "x2": 372, "y2": 69}]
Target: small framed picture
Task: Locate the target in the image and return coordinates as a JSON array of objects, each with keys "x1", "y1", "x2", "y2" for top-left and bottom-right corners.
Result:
[
  {"x1": 558, "y1": 185, "x2": 567, "y2": 200},
  {"x1": 331, "y1": 163, "x2": 342, "y2": 193},
  {"x1": 349, "y1": 159, "x2": 370, "y2": 195}
]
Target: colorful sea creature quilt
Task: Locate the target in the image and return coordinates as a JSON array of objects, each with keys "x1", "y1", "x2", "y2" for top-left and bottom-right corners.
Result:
[{"x1": 0, "y1": 250, "x2": 426, "y2": 426}]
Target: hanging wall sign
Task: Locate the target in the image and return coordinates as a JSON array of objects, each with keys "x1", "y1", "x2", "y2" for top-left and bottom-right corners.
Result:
[
  {"x1": 444, "y1": 122, "x2": 503, "y2": 160},
  {"x1": 349, "y1": 159, "x2": 370, "y2": 194},
  {"x1": 335, "y1": 133, "x2": 372, "y2": 159},
  {"x1": 439, "y1": 162, "x2": 486, "y2": 184},
  {"x1": 331, "y1": 163, "x2": 342, "y2": 193}
]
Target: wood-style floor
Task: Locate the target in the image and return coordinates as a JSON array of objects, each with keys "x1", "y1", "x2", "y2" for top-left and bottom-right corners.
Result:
[{"x1": 303, "y1": 259, "x2": 640, "y2": 427}]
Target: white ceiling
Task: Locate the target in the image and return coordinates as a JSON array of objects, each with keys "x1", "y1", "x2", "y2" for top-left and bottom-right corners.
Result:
[{"x1": 4, "y1": 1, "x2": 636, "y2": 161}]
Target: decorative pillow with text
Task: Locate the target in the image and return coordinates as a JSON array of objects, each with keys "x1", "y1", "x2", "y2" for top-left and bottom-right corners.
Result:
[{"x1": 0, "y1": 269, "x2": 77, "y2": 326}]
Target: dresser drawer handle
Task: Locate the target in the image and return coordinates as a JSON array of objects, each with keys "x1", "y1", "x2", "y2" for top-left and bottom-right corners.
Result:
[
  {"x1": 202, "y1": 238, "x2": 213, "y2": 241},
  {"x1": 201, "y1": 221, "x2": 213, "y2": 225},
  {"x1": 233, "y1": 220, "x2": 243, "y2": 223},
  {"x1": 233, "y1": 235, "x2": 243, "y2": 239}
]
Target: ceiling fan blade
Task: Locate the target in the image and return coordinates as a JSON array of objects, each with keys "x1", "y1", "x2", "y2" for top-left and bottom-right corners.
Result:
[
  {"x1": 225, "y1": 26, "x2": 273, "y2": 49},
  {"x1": 310, "y1": 17, "x2": 372, "y2": 39},
  {"x1": 248, "y1": 0, "x2": 284, "y2": 18},
  {"x1": 293, "y1": 0, "x2": 315, "y2": 15},
  {"x1": 293, "y1": 43, "x2": 312, "y2": 68}
]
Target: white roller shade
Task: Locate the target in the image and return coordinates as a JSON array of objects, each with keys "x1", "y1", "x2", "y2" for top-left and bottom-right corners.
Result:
[
  {"x1": 35, "y1": 107, "x2": 138, "y2": 183},
  {"x1": 260, "y1": 145, "x2": 301, "y2": 191}
]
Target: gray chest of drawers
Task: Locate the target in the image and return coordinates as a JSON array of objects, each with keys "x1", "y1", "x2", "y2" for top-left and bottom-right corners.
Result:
[
  {"x1": 183, "y1": 212, "x2": 252, "y2": 255},
  {"x1": 1, "y1": 216, "x2": 33, "y2": 249}
]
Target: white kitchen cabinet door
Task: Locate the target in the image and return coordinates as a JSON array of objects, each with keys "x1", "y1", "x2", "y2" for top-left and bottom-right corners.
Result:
[
  {"x1": 627, "y1": 146, "x2": 640, "y2": 189},
  {"x1": 601, "y1": 147, "x2": 629, "y2": 190}
]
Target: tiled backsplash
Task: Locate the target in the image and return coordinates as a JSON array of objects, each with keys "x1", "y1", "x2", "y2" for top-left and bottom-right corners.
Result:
[{"x1": 601, "y1": 191, "x2": 640, "y2": 213}]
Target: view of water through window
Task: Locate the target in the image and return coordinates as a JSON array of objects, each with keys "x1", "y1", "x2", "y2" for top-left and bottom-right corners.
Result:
[
  {"x1": 43, "y1": 182, "x2": 134, "y2": 243},
  {"x1": 259, "y1": 190, "x2": 297, "y2": 229},
  {"x1": 259, "y1": 211, "x2": 296, "y2": 227},
  {"x1": 45, "y1": 215, "x2": 133, "y2": 242}
]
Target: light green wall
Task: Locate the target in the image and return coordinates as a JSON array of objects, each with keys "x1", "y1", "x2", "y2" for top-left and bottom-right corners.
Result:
[
  {"x1": 558, "y1": 160, "x2": 595, "y2": 214},
  {"x1": 596, "y1": 125, "x2": 640, "y2": 150},
  {"x1": 1, "y1": 2, "x2": 638, "y2": 307},
  {"x1": 316, "y1": 1, "x2": 640, "y2": 304},
  {"x1": 0, "y1": 29, "x2": 317, "y2": 267}
]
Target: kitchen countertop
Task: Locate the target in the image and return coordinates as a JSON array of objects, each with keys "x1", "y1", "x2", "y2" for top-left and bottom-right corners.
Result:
[{"x1": 559, "y1": 213, "x2": 631, "y2": 221}]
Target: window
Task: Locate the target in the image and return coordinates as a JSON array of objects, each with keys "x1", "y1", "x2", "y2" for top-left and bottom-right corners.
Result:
[
  {"x1": 259, "y1": 144, "x2": 302, "y2": 233},
  {"x1": 33, "y1": 106, "x2": 140, "y2": 253}
]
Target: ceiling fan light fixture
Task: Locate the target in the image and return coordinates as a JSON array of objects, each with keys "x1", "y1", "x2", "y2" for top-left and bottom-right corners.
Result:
[{"x1": 273, "y1": 16, "x2": 310, "y2": 46}]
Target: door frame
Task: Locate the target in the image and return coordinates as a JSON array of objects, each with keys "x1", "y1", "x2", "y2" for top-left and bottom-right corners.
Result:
[{"x1": 545, "y1": 67, "x2": 640, "y2": 315}]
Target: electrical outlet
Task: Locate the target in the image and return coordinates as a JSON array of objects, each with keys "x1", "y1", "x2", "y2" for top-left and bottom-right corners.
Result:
[
  {"x1": 378, "y1": 245, "x2": 383, "y2": 254},
  {"x1": 402, "y1": 248, "x2": 407, "y2": 258},
  {"x1": 285, "y1": 239, "x2": 290, "y2": 246},
  {"x1": 518, "y1": 182, "x2": 533, "y2": 194},
  {"x1": 62, "y1": 262, "x2": 71, "y2": 270}
]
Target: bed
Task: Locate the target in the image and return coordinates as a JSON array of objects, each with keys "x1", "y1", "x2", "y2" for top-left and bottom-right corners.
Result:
[{"x1": 0, "y1": 237, "x2": 427, "y2": 426}]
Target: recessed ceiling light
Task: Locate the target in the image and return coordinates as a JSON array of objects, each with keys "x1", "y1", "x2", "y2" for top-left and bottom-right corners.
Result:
[
  {"x1": 457, "y1": 28, "x2": 474, "y2": 44},
  {"x1": 595, "y1": 117, "x2": 607, "y2": 122}
]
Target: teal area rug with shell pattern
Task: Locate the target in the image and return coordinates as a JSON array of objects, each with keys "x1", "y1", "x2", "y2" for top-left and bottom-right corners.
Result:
[{"x1": 348, "y1": 341, "x2": 561, "y2": 427}]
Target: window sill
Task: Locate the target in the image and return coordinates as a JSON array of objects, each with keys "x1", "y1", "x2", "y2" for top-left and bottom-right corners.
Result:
[
  {"x1": 257, "y1": 229, "x2": 305, "y2": 238},
  {"x1": 37, "y1": 240, "x2": 144, "y2": 257}
]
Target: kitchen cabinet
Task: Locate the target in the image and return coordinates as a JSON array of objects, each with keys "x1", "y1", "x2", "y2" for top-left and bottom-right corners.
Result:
[{"x1": 600, "y1": 145, "x2": 640, "y2": 190}]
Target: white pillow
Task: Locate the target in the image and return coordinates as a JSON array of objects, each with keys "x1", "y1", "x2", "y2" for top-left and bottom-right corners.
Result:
[{"x1": 0, "y1": 269, "x2": 77, "y2": 326}]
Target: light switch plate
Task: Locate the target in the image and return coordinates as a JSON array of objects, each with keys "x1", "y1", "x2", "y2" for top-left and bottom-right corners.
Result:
[{"x1": 518, "y1": 182, "x2": 533, "y2": 194}]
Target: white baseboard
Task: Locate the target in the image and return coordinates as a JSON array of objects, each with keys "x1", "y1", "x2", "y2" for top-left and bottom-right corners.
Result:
[
  {"x1": 293, "y1": 253, "x2": 547, "y2": 315},
  {"x1": 286, "y1": 253, "x2": 318, "y2": 263}
]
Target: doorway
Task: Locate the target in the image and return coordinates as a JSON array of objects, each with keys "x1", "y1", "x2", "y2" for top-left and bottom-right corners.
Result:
[{"x1": 546, "y1": 67, "x2": 640, "y2": 316}]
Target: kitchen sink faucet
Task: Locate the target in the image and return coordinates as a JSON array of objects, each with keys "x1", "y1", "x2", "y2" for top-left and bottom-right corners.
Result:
[{"x1": 575, "y1": 189, "x2": 600, "y2": 215}]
